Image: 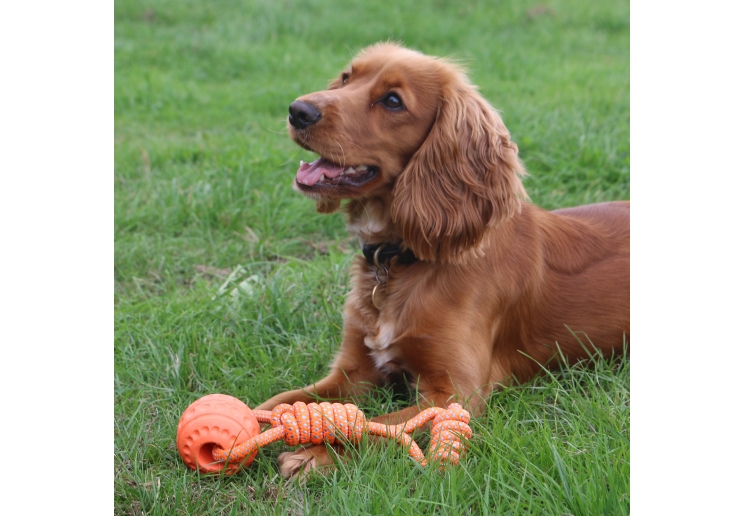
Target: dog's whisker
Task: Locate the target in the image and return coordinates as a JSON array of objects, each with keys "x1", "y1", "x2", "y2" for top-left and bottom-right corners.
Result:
[{"x1": 334, "y1": 140, "x2": 347, "y2": 169}]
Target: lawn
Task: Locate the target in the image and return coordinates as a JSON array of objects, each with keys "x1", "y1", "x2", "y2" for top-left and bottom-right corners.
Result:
[{"x1": 114, "y1": 0, "x2": 629, "y2": 513}]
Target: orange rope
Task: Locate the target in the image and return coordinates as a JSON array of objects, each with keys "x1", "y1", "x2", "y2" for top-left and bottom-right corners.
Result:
[{"x1": 212, "y1": 401, "x2": 472, "y2": 468}]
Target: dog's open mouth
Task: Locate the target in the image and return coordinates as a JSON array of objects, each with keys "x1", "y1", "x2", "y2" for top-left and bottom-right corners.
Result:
[{"x1": 296, "y1": 157, "x2": 378, "y2": 188}]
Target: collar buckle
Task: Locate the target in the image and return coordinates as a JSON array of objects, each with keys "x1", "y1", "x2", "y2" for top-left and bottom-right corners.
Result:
[{"x1": 362, "y1": 243, "x2": 416, "y2": 310}]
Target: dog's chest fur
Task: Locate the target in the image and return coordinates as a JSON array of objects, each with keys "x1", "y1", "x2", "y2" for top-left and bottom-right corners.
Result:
[
  {"x1": 363, "y1": 320, "x2": 398, "y2": 372},
  {"x1": 345, "y1": 197, "x2": 410, "y2": 374}
]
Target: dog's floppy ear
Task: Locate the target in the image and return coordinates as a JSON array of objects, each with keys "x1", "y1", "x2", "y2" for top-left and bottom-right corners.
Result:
[{"x1": 391, "y1": 80, "x2": 527, "y2": 262}]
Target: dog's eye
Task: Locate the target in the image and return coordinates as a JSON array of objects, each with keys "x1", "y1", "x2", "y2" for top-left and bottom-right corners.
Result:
[
  {"x1": 381, "y1": 93, "x2": 404, "y2": 110},
  {"x1": 341, "y1": 73, "x2": 349, "y2": 85}
]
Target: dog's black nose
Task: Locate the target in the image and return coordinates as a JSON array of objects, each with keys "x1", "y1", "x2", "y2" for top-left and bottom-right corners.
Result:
[{"x1": 288, "y1": 101, "x2": 321, "y2": 129}]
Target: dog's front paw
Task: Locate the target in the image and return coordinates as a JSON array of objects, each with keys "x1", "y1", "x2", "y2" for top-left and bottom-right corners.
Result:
[{"x1": 277, "y1": 445, "x2": 339, "y2": 479}]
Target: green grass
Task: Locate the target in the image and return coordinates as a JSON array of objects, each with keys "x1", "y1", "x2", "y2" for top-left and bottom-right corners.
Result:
[{"x1": 115, "y1": 0, "x2": 629, "y2": 513}]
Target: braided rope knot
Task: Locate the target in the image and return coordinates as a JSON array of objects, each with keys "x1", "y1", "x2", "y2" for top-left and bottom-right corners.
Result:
[
  {"x1": 428, "y1": 404, "x2": 472, "y2": 466},
  {"x1": 212, "y1": 401, "x2": 471, "y2": 468}
]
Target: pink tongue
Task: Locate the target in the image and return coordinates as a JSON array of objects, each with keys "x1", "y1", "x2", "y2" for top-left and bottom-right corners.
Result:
[{"x1": 296, "y1": 158, "x2": 345, "y2": 186}]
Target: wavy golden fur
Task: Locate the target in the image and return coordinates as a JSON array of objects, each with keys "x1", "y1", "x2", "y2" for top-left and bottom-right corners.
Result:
[{"x1": 257, "y1": 43, "x2": 629, "y2": 478}]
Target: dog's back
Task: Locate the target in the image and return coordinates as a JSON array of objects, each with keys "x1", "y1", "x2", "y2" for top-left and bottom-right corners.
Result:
[{"x1": 499, "y1": 201, "x2": 630, "y2": 381}]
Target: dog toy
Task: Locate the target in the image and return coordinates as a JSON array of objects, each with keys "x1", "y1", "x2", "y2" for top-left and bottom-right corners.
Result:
[{"x1": 176, "y1": 393, "x2": 472, "y2": 474}]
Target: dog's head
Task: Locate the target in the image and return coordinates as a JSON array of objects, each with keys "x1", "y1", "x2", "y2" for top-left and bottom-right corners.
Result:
[{"x1": 288, "y1": 42, "x2": 527, "y2": 262}]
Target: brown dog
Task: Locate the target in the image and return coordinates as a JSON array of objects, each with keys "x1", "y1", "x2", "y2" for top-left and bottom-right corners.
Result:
[{"x1": 257, "y1": 42, "x2": 629, "y2": 478}]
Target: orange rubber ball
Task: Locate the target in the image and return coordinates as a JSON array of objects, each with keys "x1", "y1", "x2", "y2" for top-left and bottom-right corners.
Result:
[{"x1": 176, "y1": 394, "x2": 260, "y2": 474}]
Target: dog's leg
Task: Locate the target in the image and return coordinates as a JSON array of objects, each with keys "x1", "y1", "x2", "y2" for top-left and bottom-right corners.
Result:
[
  {"x1": 254, "y1": 367, "x2": 379, "y2": 411},
  {"x1": 255, "y1": 322, "x2": 387, "y2": 479},
  {"x1": 275, "y1": 343, "x2": 499, "y2": 479},
  {"x1": 371, "y1": 376, "x2": 492, "y2": 426},
  {"x1": 275, "y1": 378, "x2": 492, "y2": 479},
  {"x1": 372, "y1": 330, "x2": 502, "y2": 426}
]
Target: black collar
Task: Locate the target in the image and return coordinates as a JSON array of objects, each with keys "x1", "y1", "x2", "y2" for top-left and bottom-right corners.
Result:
[{"x1": 361, "y1": 243, "x2": 417, "y2": 267}]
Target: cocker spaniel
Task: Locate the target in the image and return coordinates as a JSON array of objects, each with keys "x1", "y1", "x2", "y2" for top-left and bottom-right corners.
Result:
[{"x1": 257, "y1": 42, "x2": 629, "y2": 477}]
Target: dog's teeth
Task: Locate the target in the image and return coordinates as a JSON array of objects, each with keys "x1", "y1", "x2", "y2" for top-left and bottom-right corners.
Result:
[
  {"x1": 300, "y1": 160, "x2": 305, "y2": 166},
  {"x1": 319, "y1": 173, "x2": 326, "y2": 182},
  {"x1": 344, "y1": 167, "x2": 355, "y2": 175},
  {"x1": 355, "y1": 165, "x2": 368, "y2": 171}
]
